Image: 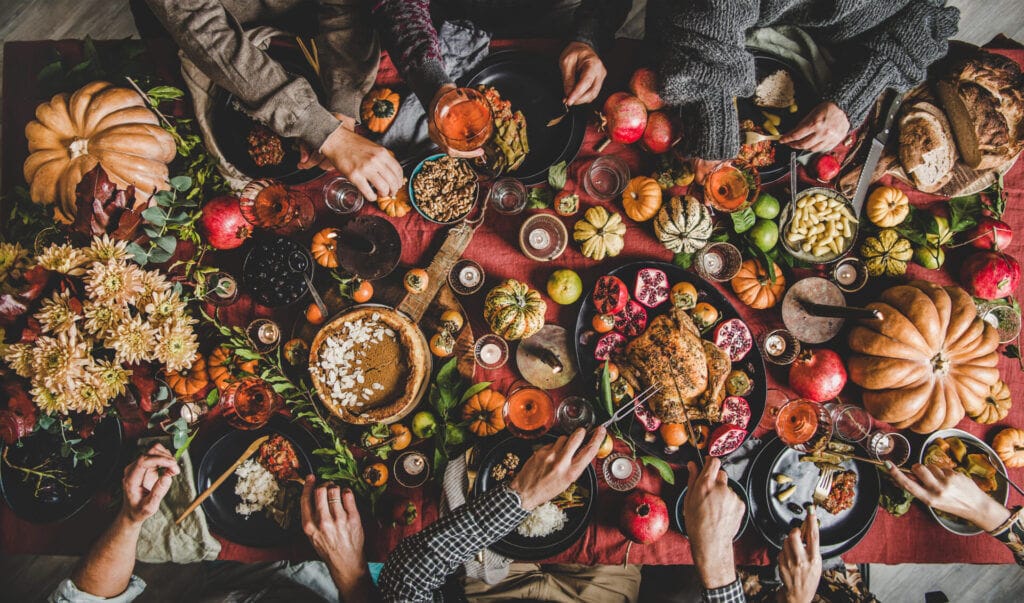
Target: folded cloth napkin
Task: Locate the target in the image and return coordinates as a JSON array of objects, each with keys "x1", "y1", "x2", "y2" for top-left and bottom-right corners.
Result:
[
  {"x1": 746, "y1": 26, "x2": 832, "y2": 94},
  {"x1": 378, "y1": 20, "x2": 492, "y2": 163},
  {"x1": 135, "y1": 436, "x2": 222, "y2": 564},
  {"x1": 440, "y1": 453, "x2": 513, "y2": 585}
]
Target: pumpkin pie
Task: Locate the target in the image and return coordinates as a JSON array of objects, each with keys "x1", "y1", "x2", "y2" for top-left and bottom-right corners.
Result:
[{"x1": 309, "y1": 306, "x2": 429, "y2": 424}]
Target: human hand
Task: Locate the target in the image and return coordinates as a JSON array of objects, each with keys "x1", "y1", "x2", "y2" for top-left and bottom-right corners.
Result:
[
  {"x1": 887, "y1": 462, "x2": 1010, "y2": 532},
  {"x1": 509, "y1": 426, "x2": 605, "y2": 511},
  {"x1": 121, "y1": 443, "x2": 179, "y2": 525},
  {"x1": 559, "y1": 41, "x2": 607, "y2": 106},
  {"x1": 319, "y1": 124, "x2": 403, "y2": 201},
  {"x1": 777, "y1": 506, "x2": 821, "y2": 603},
  {"x1": 300, "y1": 476, "x2": 369, "y2": 595},
  {"x1": 684, "y1": 458, "x2": 745, "y2": 589},
  {"x1": 779, "y1": 102, "x2": 850, "y2": 153}
]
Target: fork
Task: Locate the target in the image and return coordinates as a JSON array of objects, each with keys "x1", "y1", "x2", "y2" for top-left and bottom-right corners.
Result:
[
  {"x1": 812, "y1": 466, "x2": 836, "y2": 506},
  {"x1": 744, "y1": 130, "x2": 781, "y2": 144},
  {"x1": 599, "y1": 383, "x2": 663, "y2": 429}
]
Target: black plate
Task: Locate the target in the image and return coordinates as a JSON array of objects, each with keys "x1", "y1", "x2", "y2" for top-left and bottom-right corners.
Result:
[
  {"x1": 745, "y1": 436, "x2": 879, "y2": 558},
  {"x1": 574, "y1": 261, "x2": 767, "y2": 464},
  {"x1": 461, "y1": 50, "x2": 586, "y2": 186},
  {"x1": 209, "y1": 45, "x2": 325, "y2": 185},
  {"x1": 473, "y1": 434, "x2": 596, "y2": 560},
  {"x1": 736, "y1": 52, "x2": 818, "y2": 184},
  {"x1": 196, "y1": 416, "x2": 318, "y2": 547},
  {"x1": 241, "y1": 235, "x2": 314, "y2": 307},
  {"x1": 0, "y1": 417, "x2": 122, "y2": 523}
]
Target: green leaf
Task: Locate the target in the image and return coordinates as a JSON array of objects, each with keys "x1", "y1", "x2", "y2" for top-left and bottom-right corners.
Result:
[
  {"x1": 234, "y1": 348, "x2": 261, "y2": 361},
  {"x1": 147, "y1": 245, "x2": 173, "y2": 264},
  {"x1": 170, "y1": 175, "x2": 193, "y2": 191},
  {"x1": 446, "y1": 424, "x2": 467, "y2": 447},
  {"x1": 205, "y1": 388, "x2": 220, "y2": 407},
  {"x1": 949, "y1": 194, "x2": 981, "y2": 234},
  {"x1": 458, "y1": 381, "x2": 492, "y2": 405},
  {"x1": 142, "y1": 206, "x2": 167, "y2": 226},
  {"x1": 640, "y1": 455, "x2": 675, "y2": 485},
  {"x1": 125, "y1": 242, "x2": 149, "y2": 265},
  {"x1": 527, "y1": 186, "x2": 553, "y2": 210},
  {"x1": 147, "y1": 85, "x2": 185, "y2": 103},
  {"x1": 673, "y1": 252, "x2": 694, "y2": 270},
  {"x1": 153, "y1": 235, "x2": 176, "y2": 253},
  {"x1": 436, "y1": 357, "x2": 459, "y2": 393},
  {"x1": 601, "y1": 360, "x2": 613, "y2": 419},
  {"x1": 548, "y1": 161, "x2": 568, "y2": 191},
  {"x1": 731, "y1": 207, "x2": 756, "y2": 234}
]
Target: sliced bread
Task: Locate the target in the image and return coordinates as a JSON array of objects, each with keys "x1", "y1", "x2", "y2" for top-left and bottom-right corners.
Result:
[{"x1": 898, "y1": 101, "x2": 956, "y2": 193}]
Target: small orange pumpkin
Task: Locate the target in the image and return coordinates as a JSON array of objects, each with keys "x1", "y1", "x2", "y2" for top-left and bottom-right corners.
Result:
[
  {"x1": 621, "y1": 176, "x2": 663, "y2": 222},
  {"x1": 166, "y1": 353, "x2": 208, "y2": 397},
  {"x1": 207, "y1": 346, "x2": 258, "y2": 391},
  {"x1": 378, "y1": 187, "x2": 411, "y2": 218},
  {"x1": 462, "y1": 388, "x2": 506, "y2": 437},
  {"x1": 360, "y1": 87, "x2": 400, "y2": 133},
  {"x1": 730, "y1": 259, "x2": 786, "y2": 309},
  {"x1": 311, "y1": 228, "x2": 340, "y2": 269},
  {"x1": 993, "y1": 427, "x2": 1024, "y2": 468},
  {"x1": 969, "y1": 380, "x2": 1012, "y2": 424}
]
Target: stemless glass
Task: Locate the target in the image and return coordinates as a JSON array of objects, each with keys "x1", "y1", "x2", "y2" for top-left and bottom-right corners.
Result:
[
  {"x1": 828, "y1": 403, "x2": 873, "y2": 443},
  {"x1": 704, "y1": 159, "x2": 760, "y2": 213},
  {"x1": 323, "y1": 177, "x2": 365, "y2": 214},
  {"x1": 694, "y1": 242, "x2": 743, "y2": 282},
  {"x1": 433, "y1": 87, "x2": 493, "y2": 153},
  {"x1": 556, "y1": 396, "x2": 596, "y2": 433},
  {"x1": 488, "y1": 177, "x2": 528, "y2": 215},
  {"x1": 503, "y1": 383, "x2": 556, "y2": 439},
  {"x1": 867, "y1": 431, "x2": 911, "y2": 466},
  {"x1": 583, "y1": 156, "x2": 630, "y2": 200},
  {"x1": 775, "y1": 399, "x2": 832, "y2": 453}
]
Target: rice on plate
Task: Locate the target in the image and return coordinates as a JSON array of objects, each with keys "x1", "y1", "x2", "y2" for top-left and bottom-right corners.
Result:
[
  {"x1": 234, "y1": 458, "x2": 280, "y2": 517},
  {"x1": 517, "y1": 501, "x2": 567, "y2": 537}
]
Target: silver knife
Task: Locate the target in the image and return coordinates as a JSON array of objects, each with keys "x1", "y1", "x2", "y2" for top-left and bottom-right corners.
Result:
[{"x1": 851, "y1": 91, "x2": 904, "y2": 216}]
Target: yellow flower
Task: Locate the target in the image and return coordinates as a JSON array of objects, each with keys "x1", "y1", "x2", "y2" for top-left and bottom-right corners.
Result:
[
  {"x1": 37, "y1": 243, "x2": 88, "y2": 276},
  {"x1": 107, "y1": 314, "x2": 157, "y2": 365},
  {"x1": 65, "y1": 378, "x2": 111, "y2": 415},
  {"x1": 138, "y1": 269, "x2": 172, "y2": 299},
  {"x1": 85, "y1": 259, "x2": 143, "y2": 304},
  {"x1": 83, "y1": 300, "x2": 129, "y2": 337},
  {"x1": 0, "y1": 242, "x2": 30, "y2": 286},
  {"x1": 86, "y1": 235, "x2": 131, "y2": 263},
  {"x1": 31, "y1": 331, "x2": 91, "y2": 393},
  {"x1": 144, "y1": 290, "x2": 188, "y2": 326},
  {"x1": 31, "y1": 384, "x2": 70, "y2": 415},
  {"x1": 3, "y1": 343, "x2": 34, "y2": 377},
  {"x1": 88, "y1": 359, "x2": 131, "y2": 400},
  {"x1": 154, "y1": 320, "x2": 200, "y2": 373},
  {"x1": 36, "y1": 289, "x2": 79, "y2": 335}
]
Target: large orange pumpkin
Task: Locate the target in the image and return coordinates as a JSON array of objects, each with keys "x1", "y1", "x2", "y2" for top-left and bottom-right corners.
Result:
[
  {"x1": 166, "y1": 353, "x2": 209, "y2": 398},
  {"x1": 207, "y1": 346, "x2": 258, "y2": 391},
  {"x1": 969, "y1": 380, "x2": 1012, "y2": 424},
  {"x1": 847, "y1": 281, "x2": 1000, "y2": 433},
  {"x1": 621, "y1": 176, "x2": 663, "y2": 222},
  {"x1": 24, "y1": 81, "x2": 176, "y2": 223},
  {"x1": 311, "y1": 228, "x2": 340, "y2": 268},
  {"x1": 730, "y1": 259, "x2": 785, "y2": 309},
  {"x1": 462, "y1": 388, "x2": 506, "y2": 437},
  {"x1": 993, "y1": 427, "x2": 1024, "y2": 468}
]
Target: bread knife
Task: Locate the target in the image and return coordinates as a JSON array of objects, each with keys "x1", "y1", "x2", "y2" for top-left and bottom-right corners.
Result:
[{"x1": 851, "y1": 91, "x2": 904, "y2": 216}]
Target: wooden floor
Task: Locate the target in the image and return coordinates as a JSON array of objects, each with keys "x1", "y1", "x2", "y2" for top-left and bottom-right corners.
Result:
[{"x1": 2, "y1": 0, "x2": 1024, "y2": 601}]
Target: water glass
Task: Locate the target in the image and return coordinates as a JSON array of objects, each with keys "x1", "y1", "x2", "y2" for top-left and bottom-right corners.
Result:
[
  {"x1": 828, "y1": 402, "x2": 873, "y2": 443},
  {"x1": 488, "y1": 178, "x2": 528, "y2": 215},
  {"x1": 323, "y1": 177, "x2": 365, "y2": 214},
  {"x1": 867, "y1": 431, "x2": 911, "y2": 467},
  {"x1": 694, "y1": 242, "x2": 743, "y2": 282},
  {"x1": 583, "y1": 156, "x2": 629, "y2": 200}
]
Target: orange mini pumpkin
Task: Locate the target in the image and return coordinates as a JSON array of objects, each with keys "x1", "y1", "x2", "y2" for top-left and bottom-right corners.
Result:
[
  {"x1": 166, "y1": 353, "x2": 208, "y2": 397},
  {"x1": 311, "y1": 228, "x2": 340, "y2": 269},
  {"x1": 731, "y1": 259, "x2": 786, "y2": 309},
  {"x1": 993, "y1": 427, "x2": 1024, "y2": 468},
  {"x1": 621, "y1": 176, "x2": 663, "y2": 222},
  {"x1": 360, "y1": 87, "x2": 400, "y2": 133},
  {"x1": 462, "y1": 388, "x2": 506, "y2": 437},
  {"x1": 207, "y1": 346, "x2": 258, "y2": 391},
  {"x1": 378, "y1": 187, "x2": 412, "y2": 218},
  {"x1": 969, "y1": 380, "x2": 1012, "y2": 424}
]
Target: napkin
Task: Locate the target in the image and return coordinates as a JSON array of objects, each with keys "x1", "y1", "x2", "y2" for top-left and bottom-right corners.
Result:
[
  {"x1": 440, "y1": 453, "x2": 513, "y2": 585},
  {"x1": 135, "y1": 436, "x2": 222, "y2": 564}
]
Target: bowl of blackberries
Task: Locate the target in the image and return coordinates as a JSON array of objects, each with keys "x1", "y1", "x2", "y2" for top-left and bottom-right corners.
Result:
[{"x1": 242, "y1": 236, "x2": 314, "y2": 307}]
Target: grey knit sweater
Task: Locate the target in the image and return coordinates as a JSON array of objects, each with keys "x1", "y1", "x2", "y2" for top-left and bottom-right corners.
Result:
[{"x1": 646, "y1": 0, "x2": 960, "y2": 160}]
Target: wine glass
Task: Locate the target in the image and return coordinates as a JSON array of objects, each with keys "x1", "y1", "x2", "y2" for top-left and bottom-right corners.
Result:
[
  {"x1": 775, "y1": 398, "x2": 832, "y2": 453},
  {"x1": 432, "y1": 87, "x2": 493, "y2": 153},
  {"x1": 704, "y1": 159, "x2": 760, "y2": 213},
  {"x1": 503, "y1": 383, "x2": 556, "y2": 439},
  {"x1": 221, "y1": 378, "x2": 280, "y2": 431}
]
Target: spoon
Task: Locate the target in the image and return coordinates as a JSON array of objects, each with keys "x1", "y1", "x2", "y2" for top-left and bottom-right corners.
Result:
[
  {"x1": 744, "y1": 130, "x2": 781, "y2": 144},
  {"x1": 547, "y1": 102, "x2": 569, "y2": 127},
  {"x1": 301, "y1": 271, "x2": 328, "y2": 318},
  {"x1": 176, "y1": 435, "x2": 269, "y2": 524}
]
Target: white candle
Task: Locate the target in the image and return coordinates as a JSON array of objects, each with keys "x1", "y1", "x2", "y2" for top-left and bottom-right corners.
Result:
[
  {"x1": 765, "y1": 333, "x2": 786, "y2": 356},
  {"x1": 258, "y1": 322, "x2": 280, "y2": 345},
  {"x1": 459, "y1": 266, "x2": 481, "y2": 288},
  {"x1": 610, "y1": 457, "x2": 633, "y2": 479},
  {"x1": 402, "y1": 453, "x2": 426, "y2": 476},
  {"x1": 479, "y1": 343, "x2": 502, "y2": 364},
  {"x1": 835, "y1": 263, "x2": 857, "y2": 286},
  {"x1": 528, "y1": 228, "x2": 551, "y2": 250}
]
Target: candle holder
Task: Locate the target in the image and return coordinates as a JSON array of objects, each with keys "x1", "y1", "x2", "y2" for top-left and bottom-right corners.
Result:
[
  {"x1": 201, "y1": 271, "x2": 240, "y2": 306},
  {"x1": 602, "y1": 453, "x2": 642, "y2": 491},
  {"x1": 474, "y1": 334, "x2": 509, "y2": 370},
  {"x1": 393, "y1": 450, "x2": 430, "y2": 488},
  {"x1": 759, "y1": 328, "x2": 800, "y2": 365},
  {"x1": 246, "y1": 318, "x2": 281, "y2": 354},
  {"x1": 694, "y1": 242, "x2": 742, "y2": 282},
  {"x1": 448, "y1": 259, "x2": 486, "y2": 296},
  {"x1": 829, "y1": 257, "x2": 868, "y2": 293},
  {"x1": 519, "y1": 214, "x2": 568, "y2": 261}
]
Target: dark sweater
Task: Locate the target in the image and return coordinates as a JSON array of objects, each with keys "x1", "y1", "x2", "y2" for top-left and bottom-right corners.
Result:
[
  {"x1": 372, "y1": 0, "x2": 631, "y2": 107},
  {"x1": 646, "y1": 0, "x2": 960, "y2": 160}
]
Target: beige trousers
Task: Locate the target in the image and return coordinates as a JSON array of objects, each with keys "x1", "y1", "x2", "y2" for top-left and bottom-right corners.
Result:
[{"x1": 464, "y1": 563, "x2": 642, "y2": 603}]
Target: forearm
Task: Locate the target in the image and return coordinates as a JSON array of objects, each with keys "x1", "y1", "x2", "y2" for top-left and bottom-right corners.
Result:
[
  {"x1": 71, "y1": 513, "x2": 143, "y2": 598},
  {"x1": 371, "y1": 0, "x2": 450, "y2": 108},
  {"x1": 378, "y1": 485, "x2": 528, "y2": 601},
  {"x1": 571, "y1": 0, "x2": 631, "y2": 55},
  {"x1": 318, "y1": 0, "x2": 381, "y2": 118},
  {"x1": 328, "y1": 562, "x2": 378, "y2": 603},
  {"x1": 145, "y1": 0, "x2": 338, "y2": 148},
  {"x1": 988, "y1": 506, "x2": 1024, "y2": 567}
]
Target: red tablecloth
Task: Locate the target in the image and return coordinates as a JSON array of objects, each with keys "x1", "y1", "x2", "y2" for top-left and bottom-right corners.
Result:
[{"x1": 2, "y1": 37, "x2": 1023, "y2": 566}]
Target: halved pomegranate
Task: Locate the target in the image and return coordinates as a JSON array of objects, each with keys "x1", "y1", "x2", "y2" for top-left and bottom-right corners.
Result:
[
  {"x1": 613, "y1": 300, "x2": 648, "y2": 337},
  {"x1": 713, "y1": 318, "x2": 753, "y2": 362},
  {"x1": 634, "y1": 268, "x2": 670, "y2": 308},
  {"x1": 634, "y1": 401, "x2": 662, "y2": 431},
  {"x1": 592, "y1": 275, "x2": 630, "y2": 315},
  {"x1": 594, "y1": 331, "x2": 627, "y2": 361},
  {"x1": 708, "y1": 424, "x2": 747, "y2": 457},
  {"x1": 721, "y1": 396, "x2": 751, "y2": 429}
]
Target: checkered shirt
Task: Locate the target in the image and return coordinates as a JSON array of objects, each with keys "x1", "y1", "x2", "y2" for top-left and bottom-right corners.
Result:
[
  {"x1": 702, "y1": 578, "x2": 747, "y2": 603},
  {"x1": 379, "y1": 483, "x2": 528, "y2": 602}
]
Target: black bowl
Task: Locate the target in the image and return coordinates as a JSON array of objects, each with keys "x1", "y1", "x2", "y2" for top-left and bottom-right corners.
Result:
[
  {"x1": 674, "y1": 477, "x2": 750, "y2": 542},
  {"x1": 242, "y1": 235, "x2": 314, "y2": 308}
]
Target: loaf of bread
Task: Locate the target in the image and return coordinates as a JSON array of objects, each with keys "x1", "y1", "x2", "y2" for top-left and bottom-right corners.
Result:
[
  {"x1": 936, "y1": 50, "x2": 1024, "y2": 169},
  {"x1": 898, "y1": 101, "x2": 956, "y2": 193}
]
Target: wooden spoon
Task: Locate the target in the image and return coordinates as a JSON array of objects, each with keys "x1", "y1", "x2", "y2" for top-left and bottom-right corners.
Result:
[{"x1": 175, "y1": 435, "x2": 269, "y2": 525}]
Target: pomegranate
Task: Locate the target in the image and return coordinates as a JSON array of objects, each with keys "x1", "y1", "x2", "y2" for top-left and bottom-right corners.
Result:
[
  {"x1": 641, "y1": 111, "x2": 676, "y2": 154},
  {"x1": 0, "y1": 410, "x2": 33, "y2": 446},
  {"x1": 629, "y1": 67, "x2": 665, "y2": 111},
  {"x1": 619, "y1": 490, "x2": 669, "y2": 544},
  {"x1": 721, "y1": 396, "x2": 751, "y2": 429},
  {"x1": 813, "y1": 155, "x2": 840, "y2": 182},
  {"x1": 634, "y1": 268, "x2": 670, "y2": 308},
  {"x1": 960, "y1": 251, "x2": 1021, "y2": 300},
  {"x1": 968, "y1": 216, "x2": 1013, "y2": 251},
  {"x1": 788, "y1": 348, "x2": 847, "y2": 403},
  {"x1": 592, "y1": 275, "x2": 630, "y2": 315},
  {"x1": 713, "y1": 319, "x2": 753, "y2": 362},
  {"x1": 200, "y1": 195, "x2": 251, "y2": 250},
  {"x1": 613, "y1": 300, "x2": 648, "y2": 337},
  {"x1": 708, "y1": 424, "x2": 747, "y2": 457},
  {"x1": 594, "y1": 331, "x2": 627, "y2": 361},
  {"x1": 634, "y1": 401, "x2": 662, "y2": 432},
  {"x1": 603, "y1": 92, "x2": 648, "y2": 144}
]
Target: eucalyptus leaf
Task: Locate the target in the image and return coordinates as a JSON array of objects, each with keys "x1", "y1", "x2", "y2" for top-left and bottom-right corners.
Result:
[
  {"x1": 147, "y1": 245, "x2": 173, "y2": 264},
  {"x1": 125, "y1": 242, "x2": 149, "y2": 265},
  {"x1": 154, "y1": 235, "x2": 176, "y2": 253},
  {"x1": 170, "y1": 175, "x2": 193, "y2": 192},
  {"x1": 142, "y1": 206, "x2": 167, "y2": 226}
]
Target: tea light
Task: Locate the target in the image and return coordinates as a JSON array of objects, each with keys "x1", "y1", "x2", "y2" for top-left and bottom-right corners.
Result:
[
  {"x1": 609, "y1": 456, "x2": 633, "y2": 479},
  {"x1": 479, "y1": 343, "x2": 502, "y2": 364},
  {"x1": 528, "y1": 228, "x2": 551, "y2": 250},
  {"x1": 829, "y1": 258, "x2": 868, "y2": 293},
  {"x1": 247, "y1": 318, "x2": 281, "y2": 354},
  {"x1": 474, "y1": 334, "x2": 509, "y2": 369},
  {"x1": 519, "y1": 215, "x2": 568, "y2": 261},
  {"x1": 701, "y1": 250, "x2": 724, "y2": 274},
  {"x1": 835, "y1": 263, "x2": 857, "y2": 286},
  {"x1": 602, "y1": 452, "x2": 642, "y2": 491},
  {"x1": 448, "y1": 259, "x2": 486, "y2": 295},
  {"x1": 459, "y1": 265, "x2": 482, "y2": 288},
  {"x1": 257, "y1": 322, "x2": 280, "y2": 345},
  {"x1": 761, "y1": 329, "x2": 800, "y2": 366},
  {"x1": 394, "y1": 451, "x2": 431, "y2": 488},
  {"x1": 402, "y1": 452, "x2": 426, "y2": 476},
  {"x1": 764, "y1": 333, "x2": 787, "y2": 356}
]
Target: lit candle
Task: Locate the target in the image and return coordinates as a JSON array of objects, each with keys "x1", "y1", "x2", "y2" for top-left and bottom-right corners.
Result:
[
  {"x1": 610, "y1": 456, "x2": 633, "y2": 480},
  {"x1": 702, "y1": 250, "x2": 724, "y2": 274},
  {"x1": 459, "y1": 265, "x2": 481, "y2": 288},
  {"x1": 765, "y1": 333, "x2": 787, "y2": 357},
  {"x1": 835, "y1": 263, "x2": 857, "y2": 286},
  {"x1": 479, "y1": 343, "x2": 502, "y2": 364},
  {"x1": 528, "y1": 228, "x2": 551, "y2": 250},
  {"x1": 257, "y1": 322, "x2": 280, "y2": 345},
  {"x1": 402, "y1": 452, "x2": 426, "y2": 476}
]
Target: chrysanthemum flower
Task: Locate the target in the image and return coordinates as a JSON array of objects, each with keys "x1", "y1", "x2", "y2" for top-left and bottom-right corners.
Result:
[
  {"x1": 31, "y1": 384, "x2": 69, "y2": 415},
  {"x1": 3, "y1": 342, "x2": 34, "y2": 377},
  {"x1": 31, "y1": 331, "x2": 91, "y2": 392},
  {"x1": 144, "y1": 290, "x2": 188, "y2": 326},
  {"x1": 37, "y1": 243, "x2": 88, "y2": 276},
  {"x1": 154, "y1": 320, "x2": 200, "y2": 373},
  {"x1": 0, "y1": 242, "x2": 30, "y2": 285},
  {"x1": 89, "y1": 358, "x2": 131, "y2": 400},
  {"x1": 37, "y1": 289, "x2": 80, "y2": 335},
  {"x1": 137, "y1": 269, "x2": 172, "y2": 299},
  {"x1": 85, "y1": 235, "x2": 131, "y2": 263},
  {"x1": 85, "y1": 259, "x2": 143, "y2": 305},
  {"x1": 82, "y1": 300, "x2": 129, "y2": 337},
  {"x1": 107, "y1": 314, "x2": 158, "y2": 365}
]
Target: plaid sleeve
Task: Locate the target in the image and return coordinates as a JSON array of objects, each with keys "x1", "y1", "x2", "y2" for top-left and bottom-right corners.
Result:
[
  {"x1": 989, "y1": 506, "x2": 1024, "y2": 567},
  {"x1": 702, "y1": 578, "x2": 746, "y2": 603},
  {"x1": 378, "y1": 484, "x2": 529, "y2": 602}
]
